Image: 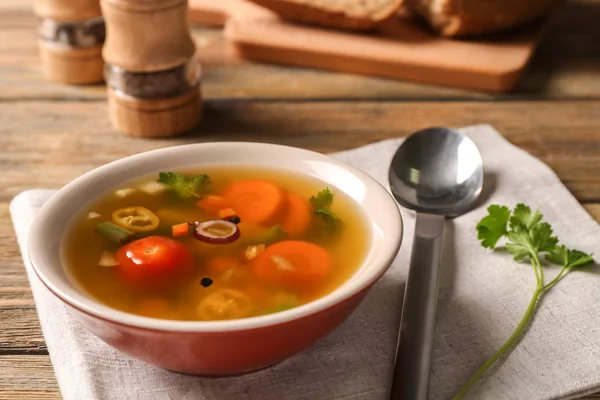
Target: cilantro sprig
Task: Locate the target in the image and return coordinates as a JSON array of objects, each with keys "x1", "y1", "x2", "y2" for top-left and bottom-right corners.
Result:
[
  {"x1": 453, "y1": 204, "x2": 595, "y2": 400},
  {"x1": 310, "y1": 187, "x2": 341, "y2": 234},
  {"x1": 310, "y1": 187, "x2": 334, "y2": 209},
  {"x1": 158, "y1": 172, "x2": 210, "y2": 199}
]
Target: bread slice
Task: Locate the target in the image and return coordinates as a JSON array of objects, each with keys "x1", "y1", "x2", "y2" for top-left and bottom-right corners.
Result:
[
  {"x1": 407, "y1": 0, "x2": 561, "y2": 37},
  {"x1": 244, "y1": 0, "x2": 404, "y2": 31}
]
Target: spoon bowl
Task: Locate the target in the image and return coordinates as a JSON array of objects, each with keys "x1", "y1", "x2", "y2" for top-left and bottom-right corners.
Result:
[
  {"x1": 388, "y1": 127, "x2": 484, "y2": 400},
  {"x1": 389, "y1": 127, "x2": 484, "y2": 216}
]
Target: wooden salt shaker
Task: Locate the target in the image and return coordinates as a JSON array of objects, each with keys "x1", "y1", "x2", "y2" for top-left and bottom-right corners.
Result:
[
  {"x1": 33, "y1": 0, "x2": 105, "y2": 84},
  {"x1": 101, "y1": 0, "x2": 202, "y2": 138}
]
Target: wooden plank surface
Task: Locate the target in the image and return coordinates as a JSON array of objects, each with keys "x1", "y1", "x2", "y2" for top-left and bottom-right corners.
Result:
[
  {"x1": 0, "y1": 356, "x2": 60, "y2": 400},
  {"x1": 3, "y1": 0, "x2": 600, "y2": 398},
  {"x1": 1, "y1": 0, "x2": 600, "y2": 101},
  {"x1": 2, "y1": 100, "x2": 600, "y2": 201}
]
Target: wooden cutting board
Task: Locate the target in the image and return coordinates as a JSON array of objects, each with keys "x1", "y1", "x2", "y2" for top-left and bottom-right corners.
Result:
[
  {"x1": 189, "y1": 0, "x2": 268, "y2": 26},
  {"x1": 188, "y1": 0, "x2": 547, "y2": 92}
]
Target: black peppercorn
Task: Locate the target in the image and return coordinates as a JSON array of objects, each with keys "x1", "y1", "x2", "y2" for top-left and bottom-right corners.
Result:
[
  {"x1": 200, "y1": 277, "x2": 213, "y2": 288},
  {"x1": 225, "y1": 215, "x2": 241, "y2": 224}
]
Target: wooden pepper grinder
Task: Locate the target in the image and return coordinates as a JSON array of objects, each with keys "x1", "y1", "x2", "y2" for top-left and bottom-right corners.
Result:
[
  {"x1": 33, "y1": 0, "x2": 105, "y2": 84},
  {"x1": 100, "y1": 0, "x2": 202, "y2": 138}
]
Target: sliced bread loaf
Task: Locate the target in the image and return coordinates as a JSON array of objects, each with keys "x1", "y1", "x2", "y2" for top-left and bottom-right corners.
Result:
[
  {"x1": 407, "y1": 0, "x2": 561, "y2": 37},
  {"x1": 245, "y1": 0, "x2": 404, "y2": 30}
]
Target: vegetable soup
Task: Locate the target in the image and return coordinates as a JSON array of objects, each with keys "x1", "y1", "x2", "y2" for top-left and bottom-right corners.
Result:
[{"x1": 63, "y1": 167, "x2": 370, "y2": 321}]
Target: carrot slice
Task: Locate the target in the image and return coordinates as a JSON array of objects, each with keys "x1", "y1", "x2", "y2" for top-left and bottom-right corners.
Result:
[
  {"x1": 197, "y1": 195, "x2": 229, "y2": 212},
  {"x1": 223, "y1": 180, "x2": 285, "y2": 225},
  {"x1": 205, "y1": 256, "x2": 241, "y2": 274},
  {"x1": 219, "y1": 208, "x2": 237, "y2": 219},
  {"x1": 172, "y1": 222, "x2": 190, "y2": 237},
  {"x1": 280, "y1": 192, "x2": 312, "y2": 237},
  {"x1": 252, "y1": 240, "x2": 332, "y2": 289}
]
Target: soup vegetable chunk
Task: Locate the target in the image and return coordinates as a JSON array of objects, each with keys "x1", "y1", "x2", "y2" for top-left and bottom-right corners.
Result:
[{"x1": 63, "y1": 167, "x2": 369, "y2": 321}]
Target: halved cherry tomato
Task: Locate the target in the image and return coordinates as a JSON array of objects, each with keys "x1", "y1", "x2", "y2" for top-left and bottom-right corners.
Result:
[
  {"x1": 115, "y1": 236, "x2": 194, "y2": 291},
  {"x1": 112, "y1": 206, "x2": 159, "y2": 232},
  {"x1": 197, "y1": 289, "x2": 254, "y2": 320}
]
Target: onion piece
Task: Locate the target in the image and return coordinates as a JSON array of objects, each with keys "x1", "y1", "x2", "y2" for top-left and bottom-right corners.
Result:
[
  {"x1": 137, "y1": 181, "x2": 169, "y2": 195},
  {"x1": 98, "y1": 251, "x2": 119, "y2": 267},
  {"x1": 193, "y1": 219, "x2": 240, "y2": 244},
  {"x1": 245, "y1": 244, "x2": 266, "y2": 260},
  {"x1": 114, "y1": 188, "x2": 136, "y2": 198},
  {"x1": 87, "y1": 212, "x2": 102, "y2": 219}
]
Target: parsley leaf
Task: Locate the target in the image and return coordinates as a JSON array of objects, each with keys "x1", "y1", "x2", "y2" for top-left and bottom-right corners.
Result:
[
  {"x1": 310, "y1": 188, "x2": 334, "y2": 209},
  {"x1": 505, "y1": 225, "x2": 534, "y2": 261},
  {"x1": 476, "y1": 205, "x2": 510, "y2": 248},
  {"x1": 456, "y1": 203, "x2": 596, "y2": 400},
  {"x1": 545, "y1": 244, "x2": 568, "y2": 266},
  {"x1": 505, "y1": 242, "x2": 530, "y2": 262},
  {"x1": 478, "y1": 204, "x2": 557, "y2": 261},
  {"x1": 157, "y1": 172, "x2": 210, "y2": 199},
  {"x1": 547, "y1": 245, "x2": 594, "y2": 269},
  {"x1": 567, "y1": 250, "x2": 595, "y2": 269},
  {"x1": 530, "y1": 222, "x2": 558, "y2": 253},
  {"x1": 510, "y1": 203, "x2": 542, "y2": 231},
  {"x1": 315, "y1": 208, "x2": 340, "y2": 233},
  {"x1": 309, "y1": 187, "x2": 342, "y2": 236}
]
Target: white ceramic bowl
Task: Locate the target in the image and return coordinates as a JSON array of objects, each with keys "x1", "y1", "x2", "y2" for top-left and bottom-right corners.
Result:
[{"x1": 28, "y1": 142, "x2": 403, "y2": 375}]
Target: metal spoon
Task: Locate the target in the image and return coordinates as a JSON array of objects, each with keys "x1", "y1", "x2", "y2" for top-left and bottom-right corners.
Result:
[{"x1": 388, "y1": 127, "x2": 484, "y2": 400}]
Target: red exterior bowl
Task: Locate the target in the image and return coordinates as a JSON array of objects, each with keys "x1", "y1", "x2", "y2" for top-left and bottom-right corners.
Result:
[{"x1": 28, "y1": 142, "x2": 403, "y2": 375}]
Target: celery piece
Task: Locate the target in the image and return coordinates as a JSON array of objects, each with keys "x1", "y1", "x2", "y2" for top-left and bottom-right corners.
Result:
[
  {"x1": 246, "y1": 225, "x2": 288, "y2": 245},
  {"x1": 94, "y1": 222, "x2": 133, "y2": 244}
]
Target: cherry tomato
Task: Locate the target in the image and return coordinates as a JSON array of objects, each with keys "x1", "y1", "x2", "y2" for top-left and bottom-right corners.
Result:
[{"x1": 115, "y1": 236, "x2": 194, "y2": 291}]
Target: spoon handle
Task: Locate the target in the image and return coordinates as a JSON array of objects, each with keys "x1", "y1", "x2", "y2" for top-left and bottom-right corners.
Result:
[{"x1": 390, "y1": 212, "x2": 445, "y2": 400}]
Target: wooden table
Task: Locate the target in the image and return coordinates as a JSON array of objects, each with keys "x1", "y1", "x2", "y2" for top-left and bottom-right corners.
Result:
[{"x1": 2, "y1": 0, "x2": 600, "y2": 398}]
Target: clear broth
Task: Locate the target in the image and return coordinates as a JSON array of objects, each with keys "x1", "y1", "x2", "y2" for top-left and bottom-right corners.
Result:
[{"x1": 62, "y1": 166, "x2": 370, "y2": 321}]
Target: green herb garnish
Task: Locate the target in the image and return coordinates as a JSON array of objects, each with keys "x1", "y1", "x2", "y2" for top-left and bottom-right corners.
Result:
[
  {"x1": 310, "y1": 187, "x2": 341, "y2": 234},
  {"x1": 157, "y1": 172, "x2": 210, "y2": 199},
  {"x1": 246, "y1": 225, "x2": 288, "y2": 245},
  {"x1": 94, "y1": 222, "x2": 133, "y2": 244},
  {"x1": 475, "y1": 204, "x2": 510, "y2": 248},
  {"x1": 314, "y1": 208, "x2": 339, "y2": 232},
  {"x1": 453, "y1": 203, "x2": 595, "y2": 400},
  {"x1": 310, "y1": 187, "x2": 333, "y2": 209}
]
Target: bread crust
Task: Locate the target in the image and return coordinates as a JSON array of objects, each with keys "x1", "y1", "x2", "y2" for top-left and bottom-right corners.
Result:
[
  {"x1": 245, "y1": 0, "x2": 404, "y2": 31},
  {"x1": 407, "y1": 0, "x2": 562, "y2": 37}
]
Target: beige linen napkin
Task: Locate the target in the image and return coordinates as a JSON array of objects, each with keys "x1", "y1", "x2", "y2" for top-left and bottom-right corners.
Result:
[{"x1": 9, "y1": 125, "x2": 600, "y2": 400}]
